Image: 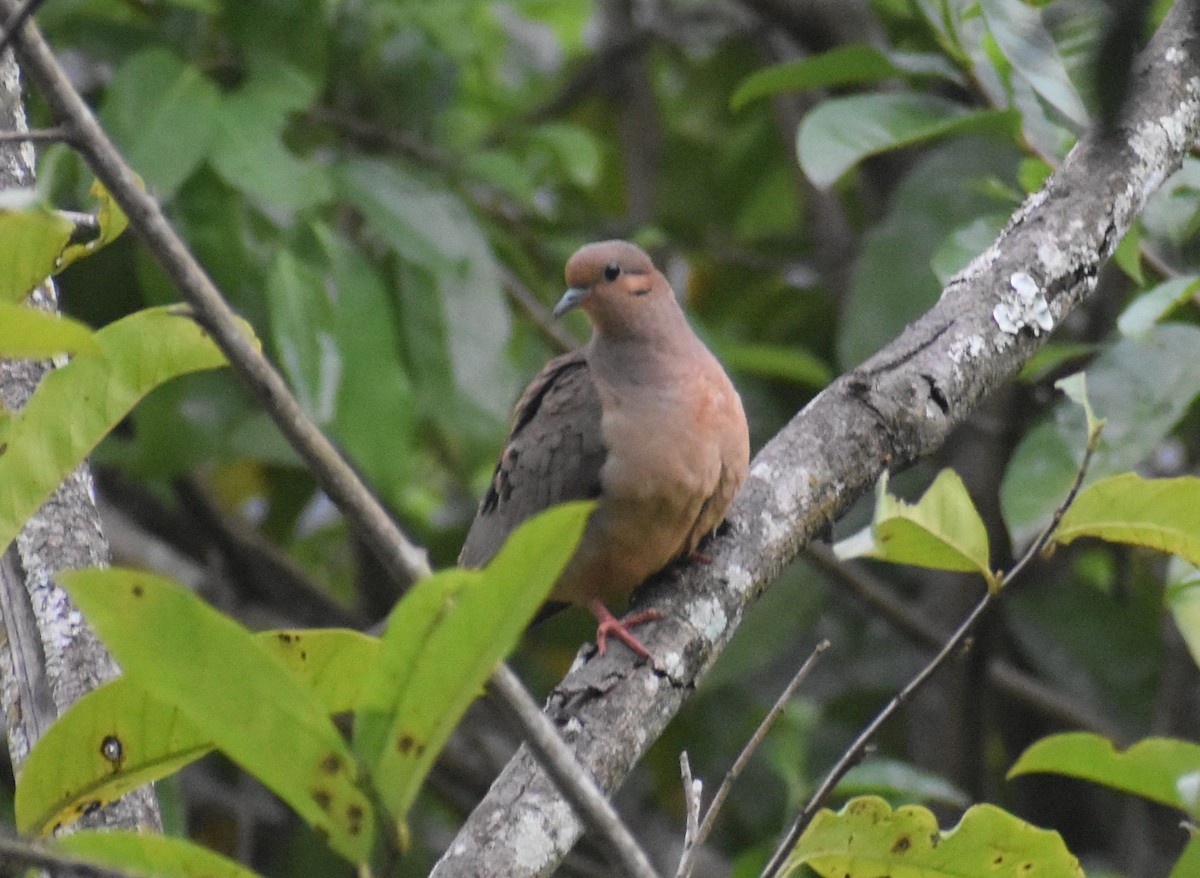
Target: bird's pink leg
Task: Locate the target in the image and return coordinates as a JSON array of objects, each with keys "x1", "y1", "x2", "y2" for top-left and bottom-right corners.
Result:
[{"x1": 587, "y1": 598, "x2": 661, "y2": 658}]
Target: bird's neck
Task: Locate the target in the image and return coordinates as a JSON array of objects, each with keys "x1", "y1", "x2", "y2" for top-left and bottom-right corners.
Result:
[{"x1": 588, "y1": 311, "x2": 708, "y2": 390}]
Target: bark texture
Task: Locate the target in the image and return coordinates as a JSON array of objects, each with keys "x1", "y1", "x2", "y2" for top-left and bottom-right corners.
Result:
[{"x1": 431, "y1": 3, "x2": 1200, "y2": 875}]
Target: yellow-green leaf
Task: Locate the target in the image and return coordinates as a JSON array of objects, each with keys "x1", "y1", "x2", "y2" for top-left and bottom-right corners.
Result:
[
  {"x1": 0, "y1": 191, "x2": 74, "y2": 303},
  {"x1": 1009, "y1": 732, "x2": 1200, "y2": 818},
  {"x1": 356, "y1": 502, "x2": 592, "y2": 827},
  {"x1": 784, "y1": 795, "x2": 1082, "y2": 878},
  {"x1": 15, "y1": 629, "x2": 379, "y2": 836},
  {"x1": 57, "y1": 180, "x2": 131, "y2": 270},
  {"x1": 835, "y1": 470, "x2": 995, "y2": 588},
  {"x1": 0, "y1": 303, "x2": 99, "y2": 359},
  {"x1": 54, "y1": 831, "x2": 263, "y2": 878},
  {"x1": 0, "y1": 306, "x2": 242, "y2": 558},
  {"x1": 1051, "y1": 473, "x2": 1200, "y2": 565},
  {"x1": 60, "y1": 568, "x2": 375, "y2": 864}
]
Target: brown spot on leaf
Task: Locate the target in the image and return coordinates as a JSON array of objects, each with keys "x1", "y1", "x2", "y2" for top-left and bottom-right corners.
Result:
[
  {"x1": 319, "y1": 752, "x2": 342, "y2": 774},
  {"x1": 312, "y1": 789, "x2": 332, "y2": 811},
  {"x1": 347, "y1": 804, "x2": 363, "y2": 835},
  {"x1": 276, "y1": 632, "x2": 296, "y2": 644},
  {"x1": 83, "y1": 800, "x2": 102, "y2": 816},
  {"x1": 131, "y1": 584, "x2": 143, "y2": 598},
  {"x1": 396, "y1": 733, "x2": 425, "y2": 756},
  {"x1": 891, "y1": 835, "x2": 910, "y2": 854}
]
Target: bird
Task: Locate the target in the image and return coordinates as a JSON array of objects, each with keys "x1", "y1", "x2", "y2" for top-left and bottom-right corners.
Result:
[{"x1": 459, "y1": 240, "x2": 750, "y2": 659}]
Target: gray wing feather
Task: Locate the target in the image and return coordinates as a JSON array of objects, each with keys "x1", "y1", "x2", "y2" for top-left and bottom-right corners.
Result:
[{"x1": 459, "y1": 349, "x2": 605, "y2": 568}]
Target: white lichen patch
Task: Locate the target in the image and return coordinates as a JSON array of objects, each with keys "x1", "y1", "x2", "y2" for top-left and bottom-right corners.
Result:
[
  {"x1": 510, "y1": 798, "x2": 572, "y2": 869},
  {"x1": 1036, "y1": 241, "x2": 1071, "y2": 276},
  {"x1": 687, "y1": 597, "x2": 727, "y2": 642},
  {"x1": 725, "y1": 564, "x2": 753, "y2": 596},
  {"x1": 947, "y1": 334, "x2": 985, "y2": 365},
  {"x1": 994, "y1": 271, "x2": 1054, "y2": 336},
  {"x1": 658, "y1": 649, "x2": 686, "y2": 679}
]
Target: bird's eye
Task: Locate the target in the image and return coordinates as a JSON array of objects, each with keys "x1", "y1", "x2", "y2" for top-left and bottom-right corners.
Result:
[{"x1": 603, "y1": 262, "x2": 621, "y2": 282}]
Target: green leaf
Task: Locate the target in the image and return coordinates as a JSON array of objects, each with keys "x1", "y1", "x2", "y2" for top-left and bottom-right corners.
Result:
[
  {"x1": 980, "y1": 0, "x2": 1089, "y2": 127},
  {"x1": 0, "y1": 304, "x2": 98, "y2": 358},
  {"x1": 54, "y1": 831, "x2": 263, "y2": 878},
  {"x1": 15, "y1": 681, "x2": 210, "y2": 836},
  {"x1": 529, "y1": 123, "x2": 602, "y2": 189},
  {"x1": 355, "y1": 502, "x2": 593, "y2": 824},
  {"x1": 835, "y1": 470, "x2": 995, "y2": 588},
  {"x1": 100, "y1": 49, "x2": 220, "y2": 198},
  {"x1": 731, "y1": 45, "x2": 903, "y2": 110},
  {"x1": 784, "y1": 795, "x2": 1082, "y2": 878},
  {"x1": 1009, "y1": 733, "x2": 1200, "y2": 817},
  {"x1": 1054, "y1": 372, "x2": 1103, "y2": 442},
  {"x1": 0, "y1": 190, "x2": 74, "y2": 303},
  {"x1": 797, "y1": 93, "x2": 1018, "y2": 187},
  {"x1": 1051, "y1": 473, "x2": 1200, "y2": 567},
  {"x1": 15, "y1": 629, "x2": 379, "y2": 837},
  {"x1": 60, "y1": 568, "x2": 375, "y2": 864},
  {"x1": 57, "y1": 180, "x2": 132, "y2": 271},
  {"x1": 336, "y1": 158, "x2": 518, "y2": 420},
  {"x1": 715, "y1": 339, "x2": 833, "y2": 389},
  {"x1": 1172, "y1": 836, "x2": 1200, "y2": 878},
  {"x1": 1117, "y1": 276, "x2": 1200, "y2": 337},
  {"x1": 1166, "y1": 558, "x2": 1200, "y2": 670},
  {"x1": 210, "y1": 65, "x2": 331, "y2": 212},
  {"x1": 1017, "y1": 157, "x2": 1053, "y2": 193},
  {"x1": 834, "y1": 759, "x2": 970, "y2": 809},
  {"x1": 1002, "y1": 324, "x2": 1200, "y2": 545},
  {"x1": 1016, "y1": 341, "x2": 1095, "y2": 383},
  {"x1": 930, "y1": 214, "x2": 1007, "y2": 285},
  {"x1": 265, "y1": 250, "x2": 340, "y2": 422},
  {"x1": 1112, "y1": 222, "x2": 1145, "y2": 285},
  {"x1": 0, "y1": 306, "x2": 238, "y2": 558}
]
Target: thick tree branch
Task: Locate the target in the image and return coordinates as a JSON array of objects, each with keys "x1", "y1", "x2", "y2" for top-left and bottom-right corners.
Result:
[
  {"x1": 430, "y1": 4, "x2": 1200, "y2": 875},
  {"x1": 0, "y1": 48, "x2": 159, "y2": 832}
]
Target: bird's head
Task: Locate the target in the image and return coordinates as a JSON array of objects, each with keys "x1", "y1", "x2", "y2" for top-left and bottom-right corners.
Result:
[{"x1": 554, "y1": 240, "x2": 680, "y2": 340}]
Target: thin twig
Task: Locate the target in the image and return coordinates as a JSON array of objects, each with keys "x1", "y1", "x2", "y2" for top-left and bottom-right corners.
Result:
[
  {"x1": 807, "y1": 543, "x2": 1122, "y2": 738},
  {"x1": 489, "y1": 665, "x2": 661, "y2": 878},
  {"x1": 760, "y1": 430, "x2": 1103, "y2": 878},
  {"x1": 0, "y1": 0, "x2": 45, "y2": 56},
  {"x1": 0, "y1": 124, "x2": 72, "y2": 144},
  {"x1": 499, "y1": 263, "x2": 579, "y2": 353},
  {"x1": 676, "y1": 640, "x2": 829, "y2": 878},
  {"x1": 2, "y1": 8, "x2": 645, "y2": 867}
]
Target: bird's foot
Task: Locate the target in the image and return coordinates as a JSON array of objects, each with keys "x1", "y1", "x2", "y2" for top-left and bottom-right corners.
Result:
[{"x1": 587, "y1": 599, "x2": 661, "y2": 659}]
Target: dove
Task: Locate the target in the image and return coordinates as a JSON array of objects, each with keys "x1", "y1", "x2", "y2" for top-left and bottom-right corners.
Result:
[{"x1": 460, "y1": 240, "x2": 749, "y2": 658}]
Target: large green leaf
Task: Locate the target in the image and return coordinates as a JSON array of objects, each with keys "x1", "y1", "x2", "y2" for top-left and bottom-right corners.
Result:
[
  {"x1": 1009, "y1": 733, "x2": 1200, "y2": 817},
  {"x1": 0, "y1": 192, "x2": 73, "y2": 303},
  {"x1": 1051, "y1": 473, "x2": 1200, "y2": 566},
  {"x1": 54, "y1": 831, "x2": 263, "y2": 878},
  {"x1": 1002, "y1": 325, "x2": 1200, "y2": 544},
  {"x1": 210, "y1": 65, "x2": 332, "y2": 212},
  {"x1": 16, "y1": 629, "x2": 379, "y2": 837},
  {"x1": 0, "y1": 306, "x2": 238, "y2": 557},
  {"x1": 355, "y1": 502, "x2": 592, "y2": 825},
  {"x1": 1116, "y1": 276, "x2": 1200, "y2": 337},
  {"x1": 732, "y1": 45, "x2": 905, "y2": 110},
  {"x1": 835, "y1": 470, "x2": 995, "y2": 588},
  {"x1": 100, "y1": 49, "x2": 220, "y2": 199},
  {"x1": 784, "y1": 796, "x2": 1082, "y2": 877},
  {"x1": 336, "y1": 157, "x2": 518, "y2": 420},
  {"x1": 980, "y1": 0, "x2": 1089, "y2": 127},
  {"x1": 60, "y1": 569, "x2": 375, "y2": 864},
  {"x1": 797, "y1": 93, "x2": 1018, "y2": 187},
  {"x1": 0, "y1": 304, "x2": 98, "y2": 358}
]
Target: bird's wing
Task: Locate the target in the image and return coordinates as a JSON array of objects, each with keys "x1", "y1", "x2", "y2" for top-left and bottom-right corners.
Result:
[{"x1": 459, "y1": 349, "x2": 606, "y2": 568}]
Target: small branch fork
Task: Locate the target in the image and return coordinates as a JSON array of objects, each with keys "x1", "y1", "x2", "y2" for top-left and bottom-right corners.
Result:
[
  {"x1": 758, "y1": 433, "x2": 1102, "y2": 878},
  {"x1": 676, "y1": 640, "x2": 830, "y2": 878}
]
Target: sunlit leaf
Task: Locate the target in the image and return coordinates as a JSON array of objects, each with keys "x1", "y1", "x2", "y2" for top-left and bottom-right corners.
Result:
[
  {"x1": 356, "y1": 502, "x2": 592, "y2": 826},
  {"x1": 835, "y1": 470, "x2": 995, "y2": 588},
  {"x1": 16, "y1": 629, "x2": 379, "y2": 836},
  {"x1": 0, "y1": 305, "x2": 98, "y2": 358},
  {"x1": 58, "y1": 180, "x2": 132, "y2": 271},
  {"x1": 0, "y1": 191, "x2": 73, "y2": 303},
  {"x1": 60, "y1": 569, "x2": 375, "y2": 863},
  {"x1": 0, "y1": 307, "x2": 240, "y2": 557},
  {"x1": 1009, "y1": 733, "x2": 1200, "y2": 817},
  {"x1": 784, "y1": 796, "x2": 1082, "y2": 877},
  {"x1": 54, "y1": 831, "x2": 263, "y2": 878},
  {"x1": 1051, "y1": 473, "x2": 1200, "y2": 568}
]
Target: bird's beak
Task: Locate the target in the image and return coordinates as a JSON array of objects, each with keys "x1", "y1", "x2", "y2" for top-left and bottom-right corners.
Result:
[{"x1": 553, "y1": 286, "x2": 588, "y2": 318}]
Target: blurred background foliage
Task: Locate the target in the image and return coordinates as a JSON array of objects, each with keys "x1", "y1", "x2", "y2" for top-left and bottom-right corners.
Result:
[{"x1": 15, "y1": 0, "x2": 1200, "y2": 874}]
